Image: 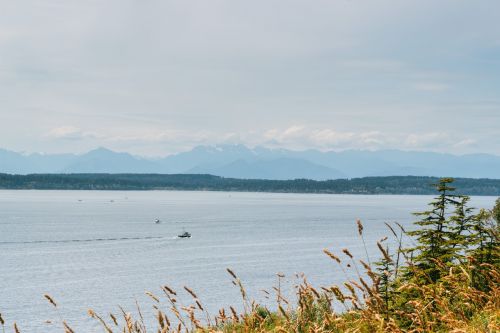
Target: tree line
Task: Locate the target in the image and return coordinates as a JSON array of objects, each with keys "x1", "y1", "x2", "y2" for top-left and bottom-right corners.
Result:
[{"x1": 0, "y1": 173, "x2": 500, "y2": 195}]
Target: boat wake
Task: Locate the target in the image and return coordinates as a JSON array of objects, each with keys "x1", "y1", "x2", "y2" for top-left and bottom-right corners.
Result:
[{"x1": 0, "y1": 235, "x2": 171, "y2": 245}]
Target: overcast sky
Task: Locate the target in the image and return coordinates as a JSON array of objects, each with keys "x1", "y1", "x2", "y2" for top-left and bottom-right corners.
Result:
[{"x1": 0, "y1": 0, "x2": 499, "y2": 156}]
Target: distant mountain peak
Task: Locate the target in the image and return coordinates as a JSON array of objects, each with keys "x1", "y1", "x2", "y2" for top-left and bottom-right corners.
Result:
[
  {"x1": 86, "y1": 147, "x2": 117, "y2": 154},
  {"x1": 1, "y1": 145, "x2": 499, "y2": 179}
]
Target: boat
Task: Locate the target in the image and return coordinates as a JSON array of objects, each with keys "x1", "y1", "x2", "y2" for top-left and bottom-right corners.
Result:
[
  {"x1": 155, "y1": 218, "x2": 161, "y2": 224},
  {"x1": 178, "y1": 231, "x2": 191, "y2": 238}
]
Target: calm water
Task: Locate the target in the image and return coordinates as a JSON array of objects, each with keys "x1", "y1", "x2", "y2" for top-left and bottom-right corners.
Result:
[{"x1": 0, "y1": 190, "x2": 496, "y2": 332}]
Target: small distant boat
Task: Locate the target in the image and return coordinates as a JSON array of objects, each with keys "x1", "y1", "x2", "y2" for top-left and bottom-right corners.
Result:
[
  {"x1": 178, "y1": 231, "x2": 191, "y2": 238},
  {"x1": 155, "y1": 219, "x2": 161, "y2": 224}
]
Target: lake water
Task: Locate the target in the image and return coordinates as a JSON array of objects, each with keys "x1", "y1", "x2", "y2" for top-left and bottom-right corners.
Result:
[{"x1": 0, "y1": 190, "x2": 496, "y2": 332}]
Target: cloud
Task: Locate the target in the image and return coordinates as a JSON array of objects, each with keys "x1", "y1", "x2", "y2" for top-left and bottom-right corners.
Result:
[
  {"x1": 46, "y1": 126, "x2": 96, "y2": 141},
  {"x1": 454, "y1": 138, "x2": 477, "y2": 148},
  {"x1": 261, "y1": 126, "x2": 482, "y2": 153},
  {"x1": 262, "y1": 126, "x2": 392, "y2": 150},
  {"x1": 404, "y1": 132, "x2": 450, "y2": 148},
  {"x1": 40, "y1": 124, "x2": 491, "y2": 156}
]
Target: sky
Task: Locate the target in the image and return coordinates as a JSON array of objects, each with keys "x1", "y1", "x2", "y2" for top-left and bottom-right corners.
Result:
[{"x1": 0, "y1": 0, "x2": 499, "y2": 157}]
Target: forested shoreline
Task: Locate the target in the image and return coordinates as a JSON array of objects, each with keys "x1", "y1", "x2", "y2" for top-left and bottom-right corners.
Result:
[{"x1": 0, "y1": 173, "x2": 500, "y2": 195}]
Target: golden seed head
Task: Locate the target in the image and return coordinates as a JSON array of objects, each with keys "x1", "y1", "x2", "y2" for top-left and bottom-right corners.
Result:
[
  {"x1": 323, "y1": 249, "x2": 341, "y2": 263},
  {"x1": 356, "y1": 219, "x2": 364, "y2": 235},
  {"x1": 342, "y1": 248, "x2": 353, "y2": 258},
  {"x1": 183, "y1": 286, "x2": 198, "y2": 299},
  {"x1": 110, "y1": 313, "x2": 118, "y2": 326},
  {"x1": 43, "y1": 294, "x2": 57, "y2": 307},
  {"x1": 226, "y1": 268, "x2": 237, "y2": 279},
  {"x1": 163, "y1": 285, "x2": 177, "y2": 295}
]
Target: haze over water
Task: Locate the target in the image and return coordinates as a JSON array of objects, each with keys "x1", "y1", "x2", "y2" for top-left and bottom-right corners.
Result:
[{"x1": 0, "y1": 190, "x2": 496, "y2": 332}]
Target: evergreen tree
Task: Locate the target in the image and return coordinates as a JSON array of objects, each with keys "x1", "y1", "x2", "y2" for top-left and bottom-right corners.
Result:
[
  {"x1": 374, "y1": 242, "x2": 394, "y2": 316},
  {"x1": 492, "y1": 197, "x2": 500, "y2": 223},
  {"x1": 465, "y1": 207, "x2": 499, "y2": 291},
  {"x1": 448, "y1": 195, "x2": 475, "y2": 262},
  {"x1": 406, "y1": 178, "x2": 460, "y2": 282}
]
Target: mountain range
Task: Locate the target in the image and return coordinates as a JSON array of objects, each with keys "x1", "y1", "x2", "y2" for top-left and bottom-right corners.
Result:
[{"x1": 1, "y1": 145, "x2": 500, "y2": 180}]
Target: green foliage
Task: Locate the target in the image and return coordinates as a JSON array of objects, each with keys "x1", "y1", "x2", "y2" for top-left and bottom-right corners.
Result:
[
  {"x1": 448, "y1": 195, "x2": 476, "y2": 260},
  {"x1": 390, "y1": 179, "x2": 499, "y2": 327},
  {"x1": 373, "y1": 242, "x2": 395, "y2": 315},
  {"x1": 492, "y1": 197, "x2": 500, "y2": 223},
  {"x1": 406, "y1": 178, "x2": 463, "y2": 282},
  {"x1": 403, "y1": 179, "x2": 499, "y2": 288},
  {"x1": 466, "y1": 208, "x2": 500, "y2": 291}
]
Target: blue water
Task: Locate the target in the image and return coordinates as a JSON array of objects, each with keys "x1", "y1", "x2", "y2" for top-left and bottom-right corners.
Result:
[{"x1": 0, "y1": 190, "x2": 496, "y2": 332}]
